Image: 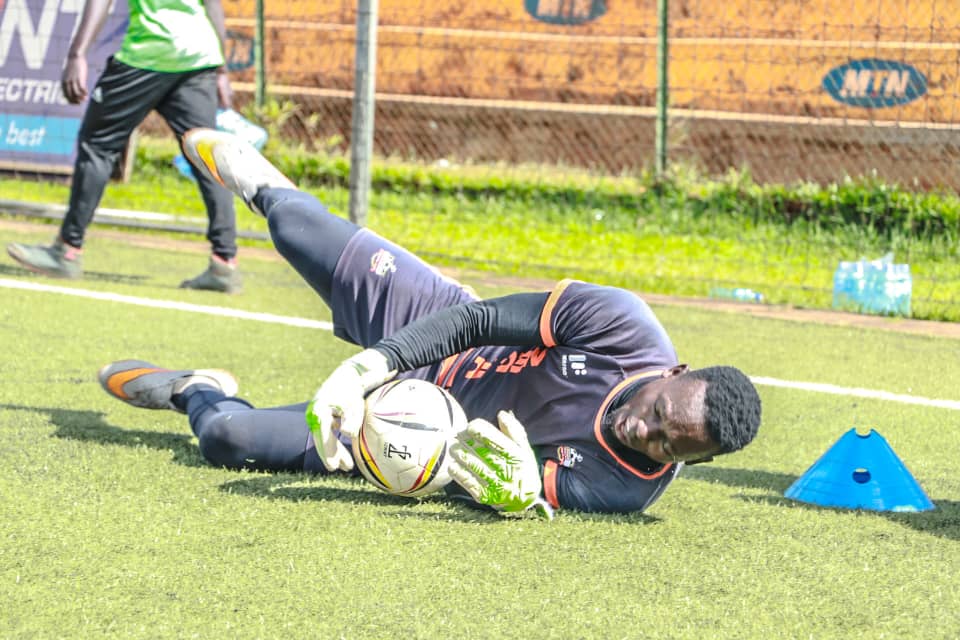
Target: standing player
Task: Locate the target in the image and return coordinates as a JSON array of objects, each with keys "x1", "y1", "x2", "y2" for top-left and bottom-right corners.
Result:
[
  {"x1": 7, "y1": 0, "x2": 241, "y2": 293},
  {"x1": 96, "y1": 129, "x2": 762, "y2": 517}
]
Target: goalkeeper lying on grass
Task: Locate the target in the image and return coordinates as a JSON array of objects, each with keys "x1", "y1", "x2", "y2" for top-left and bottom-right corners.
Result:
[{"x1": 98, "y1": 129, "x2": 762, "y2": 519}]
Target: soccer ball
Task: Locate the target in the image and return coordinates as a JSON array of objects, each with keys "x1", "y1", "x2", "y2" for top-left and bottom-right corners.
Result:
[{"x1": 352, "y1": 378, "x2": 468, "y2": 498}]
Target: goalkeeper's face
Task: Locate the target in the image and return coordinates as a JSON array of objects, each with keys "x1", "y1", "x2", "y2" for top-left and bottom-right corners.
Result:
[{"x1": 609, "y1": 368, "x2": 719, "y2": 464}]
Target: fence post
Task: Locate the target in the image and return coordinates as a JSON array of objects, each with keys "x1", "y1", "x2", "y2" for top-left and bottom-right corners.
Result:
[
  {"x1": 254, "y1": 0, "x2": 265, "y2": 108},
  {"x1": 655, "y1": 0, "x2": 669, "y2": 178},
  {"x1": 349, "y1": 0, "x2": 379, "y2": 227}
]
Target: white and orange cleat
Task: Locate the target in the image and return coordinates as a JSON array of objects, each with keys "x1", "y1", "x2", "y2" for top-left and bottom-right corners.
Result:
[
  {"x1": 181, "y1": 128, "x2": 295, "y2": 216},
  {"x1": 98, "y1": 359, "x2": 238, "y2": 413}
]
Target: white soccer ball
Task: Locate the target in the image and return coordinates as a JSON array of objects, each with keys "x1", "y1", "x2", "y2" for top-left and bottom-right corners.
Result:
[{"x1": 352, "y1": 378, "x2": 468, "y2": 498}]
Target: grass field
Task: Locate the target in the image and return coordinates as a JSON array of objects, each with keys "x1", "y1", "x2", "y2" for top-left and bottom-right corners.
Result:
[
  {"x1": 4, "y1": 135, "x2": 960, "y2": 323},
  {"x1": 0, "y1": 218, "x2": 958, "y2": 639}
]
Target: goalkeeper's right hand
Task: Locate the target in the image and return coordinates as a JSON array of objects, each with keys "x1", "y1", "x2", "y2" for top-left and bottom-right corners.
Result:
[{"x1": 305, "y1": 349, "x2": 396, "y2": 473}]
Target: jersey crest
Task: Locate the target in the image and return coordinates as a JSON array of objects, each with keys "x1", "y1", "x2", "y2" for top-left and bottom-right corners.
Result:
[{"x1": 557, "y1": 445, "x2": 583, "y2": 468}]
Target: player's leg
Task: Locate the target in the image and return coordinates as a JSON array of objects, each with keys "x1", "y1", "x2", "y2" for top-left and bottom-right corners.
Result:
[
  {"x1": 181, "y1": 392, "x2": 331, "y2": 473},
  {"x1": 253, "y1": 186, "x2": 479, "y2": 347},
  {"x1": 257, "y1": 188, "x2": 359, "y2": 306},
  {"x1": 181, "y1": 130, "x2": 479, "y2": 347},
  {"x1": 7, "y1": 60, "x2": 164, "y2": 277},
  {"x1": 98, "y1": 360, "x2": 331, "y2": 474},
  {"x1": 179, "y1": 131, "x2": 354, "y2": 303},
  {"x1": 156, "y1": 68, "x2": 240, "y2": 293}
]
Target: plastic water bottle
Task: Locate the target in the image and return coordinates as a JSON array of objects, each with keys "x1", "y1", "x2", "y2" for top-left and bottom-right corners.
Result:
[
  {"x1": 709, "y1": 287, "x2": 765, "y2": 303},
  {"x1": 832, "y1": 260, "x2": 864, "y2": 312},
  {"x1": 892, "y1": 263, "x2": 912, "y2": 316},
  {"x1": 875, "y1": 262, "x2": 911, "y2": 316}
]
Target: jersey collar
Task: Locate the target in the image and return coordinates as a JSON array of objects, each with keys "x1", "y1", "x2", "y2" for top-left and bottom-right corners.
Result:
[{"x1": 593, "y1": 370, "x2": 676, "y2": 479}]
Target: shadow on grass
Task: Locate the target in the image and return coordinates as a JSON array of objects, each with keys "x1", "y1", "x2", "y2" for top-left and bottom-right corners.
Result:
[
  {"x1": 5, "y1": 401, "x2": 671, "y2": 524},
  {"x1": 219, "y1": 475, "x2": 506, "y2": 523},
  {"x1": 685, "y1": 465, "x2": 960, "y2": 542},
  {"x1": 4, "y1": 402, "x2": 209, "y2": 468},
  {"x1": 0, "y1": 263, "x2": 148, "y2": 284},
  {"x1": 8, "y1": 402, "x2": 581, "y2": 522},
  {"x1": 218, "y1": 475, "x2": 661, "y2": 525}
]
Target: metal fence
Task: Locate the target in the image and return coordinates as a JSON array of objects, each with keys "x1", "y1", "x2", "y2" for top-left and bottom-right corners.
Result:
[
  {"x1": 2, "y1": 0, "x2": 958, "y2": 319},
  {"x1": 222, "y1": 0, "x2": 960, "y2": 191}
]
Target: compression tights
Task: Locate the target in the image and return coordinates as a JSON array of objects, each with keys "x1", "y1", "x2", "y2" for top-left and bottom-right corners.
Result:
[
  {"x1": 170, "y1": 188, "x2": 358, "y2": 474},
  {"x1": 173, "y1": 387, "x2": 328, "y2": 473},
  {"x1": 255, "y1": 187, "x2": 358, "y2": 306}
]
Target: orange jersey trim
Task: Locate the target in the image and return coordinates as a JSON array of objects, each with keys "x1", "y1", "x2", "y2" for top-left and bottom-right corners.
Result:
[
  {"x1": 543, "y1": 459, "x2": 559, "y2": 508},
  {"x1": 593, "y1": 370, "x2": 676, "y2": 480},
  {"x1": 433, "y1": 353, "x2": 460, "y2": 387},
  {"x1": 539, "y1": 279, "x2": 575, "y2": 347},
  {"x1": 434, "y1": 349, "x2": 476, "y2": 389}
]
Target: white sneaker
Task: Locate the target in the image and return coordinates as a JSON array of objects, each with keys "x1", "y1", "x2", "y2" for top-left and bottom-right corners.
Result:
[
  {"x1": 98, "y1": 359, "x2": 238, "y2": 413},
  {"x1": 181, "y1": 128, "x2": 295, "y2": 216}
]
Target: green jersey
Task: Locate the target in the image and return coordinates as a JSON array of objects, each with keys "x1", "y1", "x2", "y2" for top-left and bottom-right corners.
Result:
[{"x1": 114, "y1": 0, "x2": 224, "y2": 73}]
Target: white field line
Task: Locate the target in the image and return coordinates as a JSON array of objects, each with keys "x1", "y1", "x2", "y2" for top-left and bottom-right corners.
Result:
[
  {"x1": 3, "y1": 277, "x2": 958, "y2": 411},
  {"x1": 0, "y1": 278, "x2": 333, "y2": 331},
  {"x1": 750, "y1": 377, "x2": 960, "y2": 411}
]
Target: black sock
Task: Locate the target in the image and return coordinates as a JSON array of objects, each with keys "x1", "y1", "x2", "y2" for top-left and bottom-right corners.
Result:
[{"x1": 171, "y1": 383, "x2": 220, "y2": 413}]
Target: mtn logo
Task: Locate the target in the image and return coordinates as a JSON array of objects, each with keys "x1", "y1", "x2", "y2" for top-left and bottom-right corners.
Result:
[
  {"x1": 822, "y1": 58, "x2": 927, "y2": 108},
  {"x1": 524, "y1": 0, "x2": 606, "y2": 25}
]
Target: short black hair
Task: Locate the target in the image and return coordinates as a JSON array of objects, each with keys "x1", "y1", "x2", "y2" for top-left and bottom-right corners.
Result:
[{"x1": 687, "y1": 366, "x2": 761, "y2": 454}]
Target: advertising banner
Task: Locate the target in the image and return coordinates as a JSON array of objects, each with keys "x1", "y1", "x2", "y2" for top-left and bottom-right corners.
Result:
[{"x1": 0, "y1": 0, "x2": 128, "y2": 173}]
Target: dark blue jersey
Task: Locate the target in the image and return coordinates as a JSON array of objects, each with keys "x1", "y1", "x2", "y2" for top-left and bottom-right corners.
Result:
[
  {"x1": 434, "y1": 280, "x2": 682, "y2": 513},
  {"x1": 331, "y1": 231, "x2": 684, "y2": 514}
]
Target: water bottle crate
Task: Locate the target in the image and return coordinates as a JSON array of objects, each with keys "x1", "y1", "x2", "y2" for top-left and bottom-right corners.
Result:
[{"x1": 832, "y1": 257, "x2": 911, "y2": 317}]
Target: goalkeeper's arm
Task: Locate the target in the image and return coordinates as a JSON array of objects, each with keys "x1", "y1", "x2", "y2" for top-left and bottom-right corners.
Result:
[
  {"x1": 306, "y1": 292, "x2": 550, "y2": 473},
  {"x1": 369, "y1": 292, "x2": 550, "y2": 371}
]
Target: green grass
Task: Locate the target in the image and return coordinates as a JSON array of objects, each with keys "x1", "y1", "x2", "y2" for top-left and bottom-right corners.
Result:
[
  {"x1": 3, "y1": 135, "x2": 959, "y2": 321},
  {"x1": 0, "y1": 223, "x2": 958, "y2": 638}
]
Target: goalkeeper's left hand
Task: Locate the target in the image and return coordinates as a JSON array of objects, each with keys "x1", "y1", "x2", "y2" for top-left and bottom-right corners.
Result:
[{"x1": 448, "y1": 411, "x2": 554, "y2": 520}]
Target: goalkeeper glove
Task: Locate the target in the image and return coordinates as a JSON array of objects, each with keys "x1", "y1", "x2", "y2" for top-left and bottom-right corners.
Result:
[
  {"x1": 448, "y1": 411, "x2": 554, "y2": 520},
  {"x1": 305, "y1": 348, "x2": 396, "y2": 472}
]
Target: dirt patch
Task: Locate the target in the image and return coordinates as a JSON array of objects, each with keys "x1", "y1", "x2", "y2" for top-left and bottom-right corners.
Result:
[{"x1": 3, "y1": 218, "x2": 957, "y2": 340}]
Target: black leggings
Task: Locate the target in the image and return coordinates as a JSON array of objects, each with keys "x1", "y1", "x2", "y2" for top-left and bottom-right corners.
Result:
[
  {"x1": 63, "y1": 59, "x2": 236, "y2": 259},
  {"x1": 184, "y1": 389, "x2": 335, "y2": 474},
  {"x1": 185, "y1": 188, "x2": 358, "y2": 474},
  {"x1": 255, "y1": 187, "x2": 358, "y2": 305}
]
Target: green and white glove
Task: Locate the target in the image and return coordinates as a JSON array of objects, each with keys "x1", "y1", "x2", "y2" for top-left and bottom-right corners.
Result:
[
  {"x1": 449, "y1": 411, "x2": 554, "y2": 520},
  {"x1": 305, "y1": 348, "x2": 396, "y2": 473}
]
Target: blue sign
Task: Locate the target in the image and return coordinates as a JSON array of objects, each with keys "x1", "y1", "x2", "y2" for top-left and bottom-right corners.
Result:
[
  {"x1": 225, "y1": 30, "x2": 254, "y2": 72},
  {"x1": 822, "y1": 58, "x2": 927, "y2": 108},
  {"x1": 0, "y1": 0, "x2": 128, "y2": 171},
  {"x1": 524, "y1": 0, "x2": 606, "y2": 25}
]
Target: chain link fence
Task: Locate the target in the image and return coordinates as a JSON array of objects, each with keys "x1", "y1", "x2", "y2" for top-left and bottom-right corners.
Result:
[
  {"x1": 222, "y1": 0, "x2": 960, "y2": 189},
  {"x1": 2, "y1": 1, "x2": 958, "y2": 318}
]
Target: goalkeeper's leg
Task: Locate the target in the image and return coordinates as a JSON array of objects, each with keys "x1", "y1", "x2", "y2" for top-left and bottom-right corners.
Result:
[
  {"x1": 253, "y1": 187, "x2": 479, "y2": 350},
  {"x1": 178, "y1": 386, "x2": 336, "y2": 474},
  {"x1": 255, "y1": 188, "x2": 358, "y2": 306}
]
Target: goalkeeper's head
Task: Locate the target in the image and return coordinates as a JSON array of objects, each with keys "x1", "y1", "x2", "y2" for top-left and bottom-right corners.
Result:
[
  {"x1": 607, "y1": 364, "x2": 761, "y2": 464},
  {"x1": 686, "y1": 365, "x2": 762, "y2": 456}
]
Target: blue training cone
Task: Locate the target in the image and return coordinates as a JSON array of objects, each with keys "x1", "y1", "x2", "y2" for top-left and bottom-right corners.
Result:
[{"x1": 785, "y1": 428, "x2": 934, "y2": 512}]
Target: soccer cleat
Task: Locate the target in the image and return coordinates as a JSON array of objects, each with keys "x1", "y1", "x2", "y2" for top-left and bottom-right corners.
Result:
[
  {"x1": 7, "y1": 238, "x2": 83, "y2": 279},
  {"x1": 181, "y1": 128, "x2": 295, "y2": 216},
  {"x1": 179, "y1": 255, "x2": 242, "y2": 294},
  {"x1": 98, "y1": 359, "x2": 238, "y2": 413}
]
